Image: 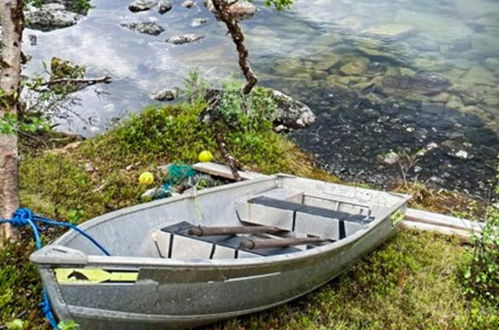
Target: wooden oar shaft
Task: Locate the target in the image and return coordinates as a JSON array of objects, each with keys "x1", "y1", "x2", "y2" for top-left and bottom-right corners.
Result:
[
  {"x1": 240, "y1": 237, "x2": 332, "y2": 250},
  {"x1": 188, "y1": 225, "x2": 284, "y2": 236}
]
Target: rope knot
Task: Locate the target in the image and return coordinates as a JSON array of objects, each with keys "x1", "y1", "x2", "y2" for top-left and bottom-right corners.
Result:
[{"x1": 11, "y1": 208, "x2": 35, "y2": 227}]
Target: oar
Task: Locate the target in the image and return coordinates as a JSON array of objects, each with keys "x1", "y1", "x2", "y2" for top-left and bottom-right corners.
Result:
[
  {"x1": 188, "y1": 225, "x2": 286, "y2": 236},
  {"x1": 239, "y1": 237, "x2": 333, "y2": 250}
]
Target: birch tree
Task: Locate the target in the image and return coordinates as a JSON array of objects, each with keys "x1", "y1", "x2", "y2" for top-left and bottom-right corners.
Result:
[{"x1": 0, "y1": 0, "x2": 24, "y2": 242}]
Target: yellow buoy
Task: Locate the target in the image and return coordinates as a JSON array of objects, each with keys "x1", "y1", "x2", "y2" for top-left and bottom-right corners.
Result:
[
  {"x1": 198, "y1": 150, "x2": 214, "y2": 162},
  {"x1": 139, "y1": 172, "x2": 154, "y2": 185}
]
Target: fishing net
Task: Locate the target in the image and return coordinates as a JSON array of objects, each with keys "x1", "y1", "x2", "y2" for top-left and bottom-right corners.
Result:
[{"x1": 164, "y1": 164, "x2": 197, "y2": 186}]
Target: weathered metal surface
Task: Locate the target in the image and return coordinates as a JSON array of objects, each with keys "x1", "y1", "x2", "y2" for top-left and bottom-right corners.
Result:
[{"x1": 31, "y1": 174, "x2": 409, "y2": 329}]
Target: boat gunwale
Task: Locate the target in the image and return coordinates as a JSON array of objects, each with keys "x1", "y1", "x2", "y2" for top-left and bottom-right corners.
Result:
[{"x1": 38, "y1": 174, "x2": 410, "y2": 268}]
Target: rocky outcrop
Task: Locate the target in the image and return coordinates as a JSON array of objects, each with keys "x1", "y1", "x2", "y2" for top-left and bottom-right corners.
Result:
[
  {"x1": 204, "y1": 0, "x2": 256, "y2": 20},
  {"x1": 203, "y1": 88, "x2": 315, "y2": 131},
  {"x1": 270, "y1": 89, "x2": 316, "y2": 130},
  {"x1": 166, "y1": 34, "x2": 204, "y2": 45},
  {"x1": 121, "y1": 22, "x2": 165, "y2": 36}
]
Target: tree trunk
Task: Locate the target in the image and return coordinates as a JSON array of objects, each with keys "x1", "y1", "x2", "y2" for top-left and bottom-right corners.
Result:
[
  {"x1": 211, "y1": 0, "x2": 258, "y2": 94},
  {"x1": 0, "y1": 0, "x2": 24, "y2": 243}
]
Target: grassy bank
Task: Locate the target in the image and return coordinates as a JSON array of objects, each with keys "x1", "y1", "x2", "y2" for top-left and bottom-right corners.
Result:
[{"x1": 1, "y1": 101, "x2": 496, "y2": 328}]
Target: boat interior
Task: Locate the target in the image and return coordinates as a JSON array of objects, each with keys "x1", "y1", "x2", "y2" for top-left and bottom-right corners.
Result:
[
  {"x1": 55, "y1": 177, "x2": 406, "y2": 260},
  {"x1": 148, "y1": 187, "x2": 375, "y2": 260}
]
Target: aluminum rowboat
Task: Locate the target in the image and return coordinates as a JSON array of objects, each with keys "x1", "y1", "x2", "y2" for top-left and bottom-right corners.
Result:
[{"x1": 31, "y1": 174, "x2": 410, "y2": 329}]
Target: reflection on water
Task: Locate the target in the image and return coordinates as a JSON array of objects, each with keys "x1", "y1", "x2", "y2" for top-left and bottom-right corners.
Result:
[{"x1": 24, "y1": 0, "x2": 499, "y2": 195}]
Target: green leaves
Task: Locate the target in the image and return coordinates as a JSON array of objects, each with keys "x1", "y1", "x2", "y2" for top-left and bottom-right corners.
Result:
[
  {"x1": 462, "y1": 204, "x2": 499, "y2": 308},
  {"x1": 261, "y1": 0, "x2": 294, "y2": 11},
  {"x1": 0, "y1": 113, "x2": 50, "y2": 135}
]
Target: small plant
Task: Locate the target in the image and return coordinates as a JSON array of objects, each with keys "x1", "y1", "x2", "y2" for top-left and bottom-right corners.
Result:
[
  {"x1": 463, "y1": 207, "x2": 498, "y2": 301},
  {"x1": 211, "y1": 80, "x2": 278, "y2": 132},
  {"x1": 181, "y1": 69, "x2": 208, "y2": 103},
  {"x1": 58, "y1": 320, "x2": 79, "y2": 330},
  {"x1": 462, "y1": 165, "x2": 499, "y2": 323}
]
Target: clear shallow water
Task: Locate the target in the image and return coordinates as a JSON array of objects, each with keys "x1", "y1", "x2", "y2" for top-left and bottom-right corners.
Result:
[{"x1": 24, "y1": 0, "x2": 499, "y2": 195}]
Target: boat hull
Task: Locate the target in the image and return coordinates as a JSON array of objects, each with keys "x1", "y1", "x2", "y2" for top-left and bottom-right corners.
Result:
[
  {"x1": 31, "y1": 175, "x2": 408, "y2": 329},
  {"x1": 38, "y1": 219, "x2": 394, "y2": 329}
]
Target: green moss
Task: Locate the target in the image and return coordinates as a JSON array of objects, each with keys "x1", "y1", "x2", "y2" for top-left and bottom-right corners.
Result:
[
  {"x1": 207, "y1": 230, "x2": 497, "y2": 330},
  {"x1": 0, "y1": 101, "x2": 494, "y2": 328}
]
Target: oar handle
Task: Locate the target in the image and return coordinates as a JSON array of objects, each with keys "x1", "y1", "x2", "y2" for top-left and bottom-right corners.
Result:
[
  {"x1": 188, "y1": 225, "x2": 285, "y2": 236},
  {"x1": 240, "y1": 237, "x2": 332, "y2": 250}
]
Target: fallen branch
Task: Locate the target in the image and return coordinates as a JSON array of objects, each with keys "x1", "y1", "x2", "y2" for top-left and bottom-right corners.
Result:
[{"x1": 43, "y1": 76, "x2": 112, "y2": 87}]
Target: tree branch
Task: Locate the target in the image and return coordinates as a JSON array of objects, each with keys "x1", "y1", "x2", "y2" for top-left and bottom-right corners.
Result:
[
  {"x1": 211, "y1": 0, "x2": 258, "y2": 94},
  {"x1": 44, "y1": 76, "x2": 112, "y2": 87}
]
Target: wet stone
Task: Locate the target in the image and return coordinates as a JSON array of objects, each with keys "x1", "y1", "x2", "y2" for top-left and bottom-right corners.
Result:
[
  {"x1": 422, "y1": 103, "x2": 445, "y2": 115},
  {"x1": 121, "y1": 22, "x2": 165, "y2": 36},
  {"x1": 381, "y1": 74, "x2": 451, "y2": 97},
  {"x1": 129, "y1": 0, "x2": 158, "y2": 12},
  {"x1": 158, "y1": 0, "x2": 173, "y2": 14},
  {"x1": 166, "y1": 34, "x2": 205, "y2": 45},
  {"x1": 363, "y1": 24, "x2": 415, "y2": 40},
  {"x1": 25, "y1": 3, "x2": 81, "y2": 31},
  {"x1": 182, "y1": 1, "x2": 195, "y2": 8},
  {"x1": 152, "y1": 89, "x2": 175, "y2": 101},
  {"x1": 191, "y1": 18, "x2": 208, "y2": 27}
]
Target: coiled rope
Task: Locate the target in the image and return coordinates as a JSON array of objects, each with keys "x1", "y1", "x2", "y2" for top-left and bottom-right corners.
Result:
[{"x1": 1, "y1": 208, "x2": 111, "y2": 329}]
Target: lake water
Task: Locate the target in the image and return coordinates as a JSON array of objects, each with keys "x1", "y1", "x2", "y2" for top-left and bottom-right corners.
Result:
[{"x1": 24, "y1": 0, "x2": 499, "y2": 196}]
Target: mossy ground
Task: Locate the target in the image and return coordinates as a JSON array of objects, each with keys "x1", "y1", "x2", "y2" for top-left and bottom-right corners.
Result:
[{"x1": 1, "y1": 102, "x2": 495, "y2": 328}]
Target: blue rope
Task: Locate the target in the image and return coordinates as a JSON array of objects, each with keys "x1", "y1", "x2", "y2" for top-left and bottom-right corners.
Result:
[{"x1": 1, "y1": 208, "x2": 112, "y2": 329}]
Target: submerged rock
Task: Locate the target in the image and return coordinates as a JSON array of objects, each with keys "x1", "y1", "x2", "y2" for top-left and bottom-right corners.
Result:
[
  {"x1": 25, "y1": 3, "x2": 81, "y2": 31},
  {"x1": 121, "y1": 22, "x2": 165, "y2": 36},
  {"x1": 128, "y1": 0, "x2": 158, "y2": 12},
  {"x1": 339, "y1": 60, "x2": 368, "y2": 76},
  {"x1": 182, "y1": 0, "x2": 195, "y2": 8},
  {"x1": 204, "y1": 0, "x2": 256, "y2": 20},
  {"x1": 381, "y1": 74, "x2": 451, "y2": 97},
  {"x1": 166, "y1": 34, "x2": 205, "y2": 45},
  {"x1": 158, "y1": 0, "x2": 173, "y2": 14},
  {"x1": 191, "y1": 18, "x2": 208, "y2": 27},
  {"x1": 460, "y1": 66, "x2": 497, "y2": 86},
  {"x1": 363, "y1": 24, "x2": 415, "y2": 40}
]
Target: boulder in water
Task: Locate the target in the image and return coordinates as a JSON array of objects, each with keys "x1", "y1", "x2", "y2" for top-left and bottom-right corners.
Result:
[
  {"x1": 128, "y1": 0, "x2": 158, "y2": 12},
  {"x1": 204, "y1": 0, "x2": 256, "y2": 20},
  {"x1": 381, "y1": 74, "x2": 451, "y2": 97},
  {"x1": 121, "y1": 22, "x2": 165, "y2": 36},
  {"x1": 166, "y1": 34, "x2": 205, "y2": 45},
  {"x1": 363, "y1": 24, "x2": 415, "y2": 40},
  {"x1": 25, "y1": 3, "x2": 81, "y2": 31}
]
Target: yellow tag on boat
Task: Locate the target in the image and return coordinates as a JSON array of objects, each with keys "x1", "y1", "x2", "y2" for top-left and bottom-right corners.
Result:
[{"x1": 55, "y1": 268, "x2": 138, "y2": 284}]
